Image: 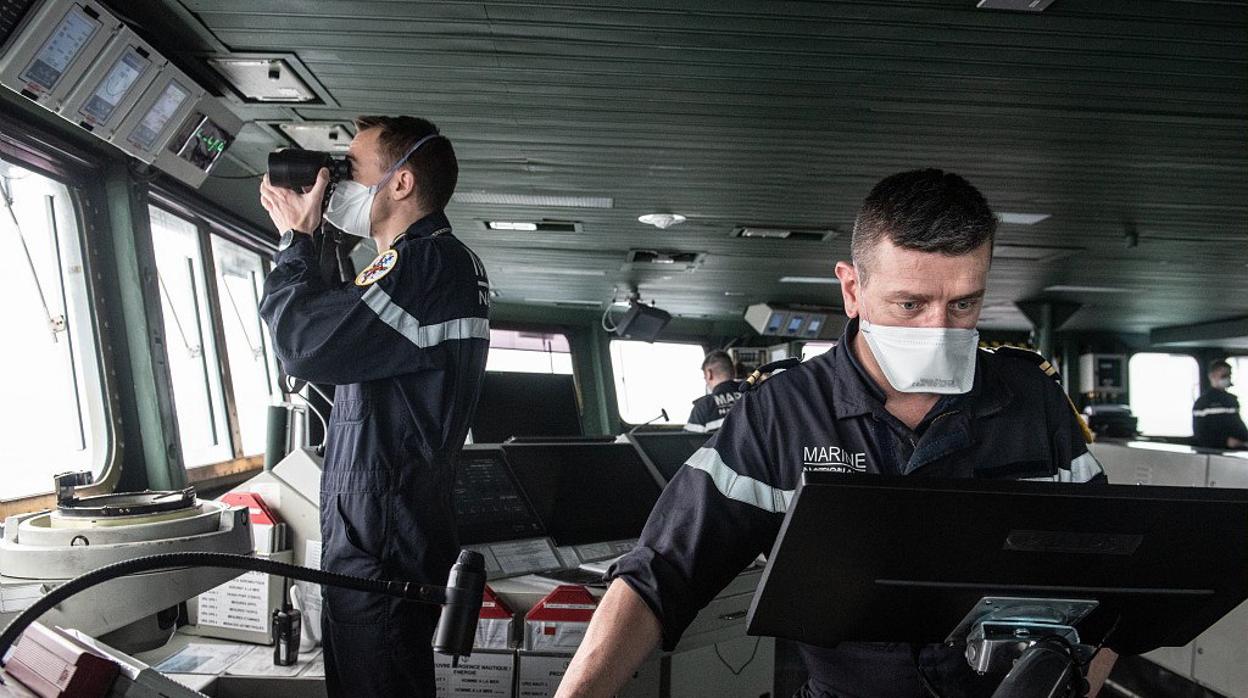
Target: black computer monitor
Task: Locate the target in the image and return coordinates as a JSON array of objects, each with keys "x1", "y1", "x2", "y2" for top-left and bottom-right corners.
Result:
[
  {"x1": 747, "y1": 472, "x2": 1248, "y2": 656},
  {"x1": 501, "y1": 442, "x2": 664, "y2": 547},
  {"x1": 626, "y1": 430, "x2": 710, "y2": 483},
  {"x1": 452, "y1": 447, "x2": 546, "y2": 545}
]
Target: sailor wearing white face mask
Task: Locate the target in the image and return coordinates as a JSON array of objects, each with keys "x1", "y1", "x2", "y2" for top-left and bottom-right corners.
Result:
[
  {"x1": 559, "y1": 169, "x2": 1117, "y2": 698},
  {"x1": 259, "y1": 116, "x2": 490, "y2": 698}
]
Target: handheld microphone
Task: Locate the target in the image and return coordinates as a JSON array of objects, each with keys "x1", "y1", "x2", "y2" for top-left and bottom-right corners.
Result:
[
  {"x1": 433, "y1": 550, "x2": 486, "y2": 666},
  {"x1": 629, "y1": 408, "x2": 670, "y2": 434}
]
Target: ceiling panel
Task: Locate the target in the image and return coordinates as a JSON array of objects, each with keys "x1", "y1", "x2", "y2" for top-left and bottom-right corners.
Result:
[{"x1": 125, "y1": 0, "x2": 1246, "y2": 334}]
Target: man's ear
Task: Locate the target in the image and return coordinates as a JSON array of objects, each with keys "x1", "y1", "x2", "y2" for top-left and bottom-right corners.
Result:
[
  {"x1": 835, "y1": 261, "x2": 860, "y2": 318},
  {"x1": 703, "y1": 368, "x2": 713, "y2": 383},
  {"x1": 391, "y1": 168, "x2": 418, "y2": 201}
]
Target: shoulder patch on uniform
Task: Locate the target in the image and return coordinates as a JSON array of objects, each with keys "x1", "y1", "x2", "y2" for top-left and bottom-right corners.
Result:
[
  {"x1": 991, "y1": 345, "x2": 1061, "y2": 384},
  {"x1": 354, "y1": 248, "x2": 399, "y2": 287}
]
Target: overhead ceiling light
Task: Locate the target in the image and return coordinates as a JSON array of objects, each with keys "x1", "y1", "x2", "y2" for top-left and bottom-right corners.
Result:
[
  {"x1": 1043, "y1": 284, "x2": 1131, "y2": 294},
  {"x1": 997, "y1": 212, "x2": 1052, "y2": 225},
  {"x1": 993, "y1": 244, "x2": 1081, "y2": 262},
  {"x1": 454, "y1": 192, "x2": 614, "y2": 208},
  {"x1": 522, "y1": 298, "x2": 603, "y2": 307},
  {"x1": 483, "y1": 220, "x2": 581, "y2": 233},
  {"x1": 275, "y1": 122, "x2": 353, "y2": 151},
  {"x1": 977, "y1": 0, "x2": 1057, "y2": 11},
  {"x1": 638, "y1": 213, "x2": 687, "y2": 229},
  {"x1": 502, "y1": 267, "x2": 606, "y2": 277},
  {"x1": 780, "y1": 276, "x2": 840, "y2": 285},
  {"x1": 208, "y1": 57, "x2": 317, "y2": 102},
  {"x1": 732, "y1": 227, "x2": 835, "y2": 242},
  {"x1": 624, "y1": 249, "x2": 705, "y2": 270},
  {"x1": 485, "y1": 221, "x2": 538, "y2": 231}
]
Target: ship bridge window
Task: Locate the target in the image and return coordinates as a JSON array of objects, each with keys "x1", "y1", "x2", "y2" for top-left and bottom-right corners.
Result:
[
  {"x1": 1129, "y1": 352, "x2": 1200, "y2": 438},
  {"x1": 210, "y1": 234, "x2": 280, "y2": 457},
  {"x1": 486, "y1": 329, "x2": 573, "y2": 374},
  {"x1": 610, "y1": 340, "x2": 706, "y2": 426},
  {"x1": 150, "y1": 205, "x2": 232, "y2": 467},
  {"x1": 0, "y1": 157, "x2": 111, "y2": 501},
  {"x1": 1222, "y1": 356, "x2": 1248, "y2": 424}
]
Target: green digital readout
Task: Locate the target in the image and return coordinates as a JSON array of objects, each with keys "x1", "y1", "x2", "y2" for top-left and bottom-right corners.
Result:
[{"x1": 169, "y1": 113, "x2": 234, "y2": 172}]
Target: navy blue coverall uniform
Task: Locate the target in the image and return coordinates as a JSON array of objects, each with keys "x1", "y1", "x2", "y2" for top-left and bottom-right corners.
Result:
[
  {"x1": 1192, "y1": 388, "x2": 1248, "y2": 450},
  {"x1": 684, "y1": 380, "x2": 742, "y2": 434},
  {"x1": 610, "y1": 319, "x2": 1106, "y2": 698},
  {"x1": 260, "y1": 211, "x2": 489, "y2": 697}
]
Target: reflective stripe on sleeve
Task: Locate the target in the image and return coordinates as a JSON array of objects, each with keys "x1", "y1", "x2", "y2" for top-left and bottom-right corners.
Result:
[
  {"x1": 362, "y1": 284, "x2": 489, "y2": 348},
  {"x1": 685, "y1": 447, "x2": 793, "y2": 514},
  {"x1": 1193, "y1": 407, "x2": 1240, "y2": 417}
]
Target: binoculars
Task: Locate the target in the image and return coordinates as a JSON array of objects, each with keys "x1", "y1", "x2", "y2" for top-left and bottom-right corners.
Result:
[{"x1": 267, "y1": 149, "x2": 351, "y2": 190}]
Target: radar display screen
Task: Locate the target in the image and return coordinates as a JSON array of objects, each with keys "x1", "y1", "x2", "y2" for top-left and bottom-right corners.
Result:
[
  {"x1": 453, "y1": 448, "x2": 545, "y2": 545},
  {"x1": 81, "y1": 48, "x2": 149, "y2": 122},
  {"x1": 19, "y1": 5, "x2": 98, "y2": 91},
  {"x1": 170, "y1": 113, "x2": 234, "y2": 172},
  {"x1": 128, "y1": 80, "x2": 190, "y2": 150}
]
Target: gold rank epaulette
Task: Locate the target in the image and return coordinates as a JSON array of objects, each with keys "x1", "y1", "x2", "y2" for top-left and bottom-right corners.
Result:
[
  {"x1": 990, "y1": 345, "x2": 1062, "y2": 384},
  {"x1": 738, "y1": 357, "x2": 802, "y2": 393},
  {"x1": 990, "y1": 345, "x2": 1094, "y2": 444}
]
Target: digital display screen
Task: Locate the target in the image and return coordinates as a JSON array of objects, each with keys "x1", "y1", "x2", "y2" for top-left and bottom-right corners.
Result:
[
  {"x1": 20, "y1": 6, "x2": 99, "y2": 91},
  {"x1": 170, "y1": 114, "x2": 233, "y2": 172},
  {"x1": 453, "y1": 449, "x2": 545, "y2": 545},
  {"x1": 766, "y1": 312, "x2": 786, "y2": 334},
  {"x1": 502, "y1": 442, "x2": 662, "y2": 547},
  {"x1": 81, "y1": 48, "x2": 149, "y2": 122},
  {"x1": 806, "y1": 316, "x2": 823, "y2": 336},
  {"x1": 786, "y1": 315, "x2": 805, "y2": 334},
  {"x1": 128, "y1": 80, "x2": 190, "y2": 150}
]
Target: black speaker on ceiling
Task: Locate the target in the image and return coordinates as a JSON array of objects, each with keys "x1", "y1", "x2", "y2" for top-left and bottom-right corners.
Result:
[{"x1": 614, "y1": 300, "x2": 671, "y2": 343}]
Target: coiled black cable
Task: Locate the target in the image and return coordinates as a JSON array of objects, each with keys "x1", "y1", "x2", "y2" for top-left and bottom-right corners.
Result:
[{"x1": 0, "y1": 552, "x2": 447, "y2": 664}]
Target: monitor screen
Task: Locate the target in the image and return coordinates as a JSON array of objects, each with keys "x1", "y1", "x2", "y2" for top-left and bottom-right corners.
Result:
[
  {"x1": 629, "y1": 431, "x2": 708, "y2": 483},
  {"x1": 81, "y1": 47, "x2": 148, "y2": 122},
  {"x1": 128, "y1": 80, "x2": 191, "y2": 150},
  {"x1": 501, "y1": 442, "x2": 663, "y2": 547},
  {"x1": 20, "y1": 6, "x2": 99, "y2": 91},
  {"x1": 452, "y1": 448, "x2": 545, "y2": 545}
]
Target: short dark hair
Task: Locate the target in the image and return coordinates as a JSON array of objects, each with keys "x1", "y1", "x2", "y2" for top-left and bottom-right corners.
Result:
[
  {"x1": 851, "y1": 168, "x2": 996, "y2": 280},
  {"x1": 354, "y1": 115, "x2": 458, "y2": 212},
  {"x1": 1209, "y1": 359, "x2": 1232, "y2": 374},
  {"x1": 702, "y1": 351, "x2": 734, "y2": 378}
]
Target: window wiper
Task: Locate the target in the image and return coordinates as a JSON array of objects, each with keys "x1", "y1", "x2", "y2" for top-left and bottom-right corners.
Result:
[
  {"x1": 157, "y1": 271, "x2": 202, "y2": 359},
  {"x1": 220, "y1": 275, "x2": 263, "y2": 360},
  {"x1": 0, "y1": 176, "x2": 64, "y2": 342}
]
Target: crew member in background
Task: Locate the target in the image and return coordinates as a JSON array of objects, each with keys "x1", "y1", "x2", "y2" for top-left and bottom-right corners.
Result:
[
  {"x1": 557, "y1": 169, "x2": 1116, "y2": 698},
  {"x1": 1192, "y1": 359, "x2": 1248, "y2": 450},
  {"x1": 258, "y1": 116, "x2": 489, "y2": 697},
  {"x1": 684, "y1": 350, "x2": 742, "y2": 433}
]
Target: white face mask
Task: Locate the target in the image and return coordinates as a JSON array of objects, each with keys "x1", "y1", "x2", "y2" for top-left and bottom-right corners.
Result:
[
  {"x1": 323, "y1": 133, "x2": 444, "y2": 238},
  {"x1": 859, "y1": 318, "x2": 979, "y2": 394},
  {"x1": 1214, "y1": 376, "x2": 1233, "y2": 390}
]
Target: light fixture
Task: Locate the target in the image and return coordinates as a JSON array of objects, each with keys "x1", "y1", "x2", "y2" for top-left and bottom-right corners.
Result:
[
  {"x1": 780, "y1": 276, "x2": 840, "y2": 285},
  {"x1": 455, "y1": 192, "x2": 614, "y2": 208},
  {"x1": 1043, "y1": 285, "x2": 1130, "y2": 294},
  {"x1": 732, "y1": 227, "x2": 835, "y2": 242},
  {"x1": 501, "y1": 266, "x2": 606, "y2": 277},
  {"x1": 638, "y1": 213, "x2": 687, "y2": 229},
  {"x1": 976, "y1": 0, "x2": 1057, "y2": 11},
  {"x1": 485, "y1": 221, "x2": 538, "y2": 231},
  {"x1": 997, "y1": 212, "x2": 1052, "y2": 225}
]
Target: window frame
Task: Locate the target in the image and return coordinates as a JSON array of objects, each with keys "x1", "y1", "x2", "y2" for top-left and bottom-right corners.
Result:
[
  {"x1": 147, "y1": 189, "x2": 280, "y2": 487},
  {"x1": 0, "y1": 122, "x2": 122, "y2": 516}
]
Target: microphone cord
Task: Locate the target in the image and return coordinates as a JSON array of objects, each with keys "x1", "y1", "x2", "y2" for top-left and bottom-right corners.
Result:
[{"x1": 0, "y1": 552, "x2": 447, "y2": 667}]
